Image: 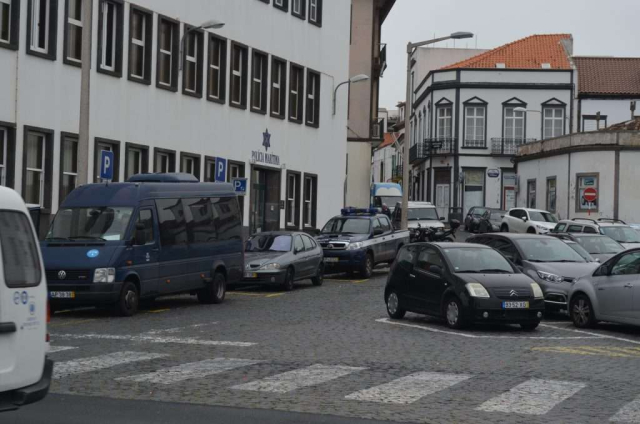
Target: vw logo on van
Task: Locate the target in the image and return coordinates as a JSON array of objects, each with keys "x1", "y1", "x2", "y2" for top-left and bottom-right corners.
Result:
[{"x1": 58, "y1": 270, "x2": 67, "y2": 280}]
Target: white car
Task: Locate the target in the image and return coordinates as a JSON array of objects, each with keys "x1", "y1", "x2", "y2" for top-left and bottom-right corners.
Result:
[
  {"x1": 0, "y1": 187, "x2": 52, "y2": 412},
  {"x1": 392, "y1": 201, "x2": 445, "y2": 232},
  {"x1": 501, "y1": 208, "x2": 558, "y2": 234}
]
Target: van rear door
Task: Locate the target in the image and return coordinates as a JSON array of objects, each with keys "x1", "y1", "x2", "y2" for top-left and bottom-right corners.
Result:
[{"x1": 0, "y1": 210, "x2": 48, "y2": 394}]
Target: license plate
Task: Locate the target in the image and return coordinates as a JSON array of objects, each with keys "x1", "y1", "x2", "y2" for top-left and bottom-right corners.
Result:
[
  {"x1": 244, "y1": 272, "x2": 258, "y2": 279},
  {"x1": 50, "y1": 291, "x2": 75, "y2": 299},
  {"x1": 325, "y1": 257, "x2": 339, "y2": 263},
  {"x1": 502, "y1": 301, "x2": 529, "y2": 309}
]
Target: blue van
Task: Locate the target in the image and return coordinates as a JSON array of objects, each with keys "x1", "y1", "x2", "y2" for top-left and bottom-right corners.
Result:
[{"x1": 41, "y1": 174, "x2": 243, "y2": 316}]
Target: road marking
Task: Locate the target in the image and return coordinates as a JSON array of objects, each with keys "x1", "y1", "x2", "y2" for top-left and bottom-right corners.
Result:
[
  {"x1": 611, "y1": 395, "x2": 640, "y2": 422},
  {"x1": 533, "y1": 346, "x2": 640, "y2": 358},
  {"x1": 48, "y1": 346, "x2": 77, "y2": 354},
  {"x1": 49, "y1": 319, "x2": 97, "y2": 328},
  {"x1": 53, "y1": 333, "x2": 256, "y2": 347},
  {"x1": 117, "y1": 358, "x2": 263, "y2": 385},
  {"x1": 227, "y1": 291, "x2": 264, "y2": 297},
  {"x1": 541, "y1": 323, "x2": 640, "y2": 346},
  {"x1": 147, "y1": 309, "x2": 171, "y2": 314},
  {"x1": 476, "y1": 379, "x2": 586, "y2": 415},
  {"x1": 145, "y1": 322, "x2": 218, "y2": 335},
  {"x1": 266, "y1": 293, "x2": 286, "y2": 298},
  {"x1": 232, "y1": 364, "x2": 366, "y2": 394},
  {"x1": 376, "y1": 318, "x2": 601, "y2": 340},
  {"x1": 345, "y1": 372, "x2": 471, "y2": 404},
  {"x1": 54, "y1": 351, "x2": 168, "y2": 379}
]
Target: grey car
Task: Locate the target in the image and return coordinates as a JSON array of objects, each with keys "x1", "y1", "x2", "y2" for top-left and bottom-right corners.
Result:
[
  {"x1": 243, "y1": 232, "x2": 324, "y2": 291},
  {"x1": 569, "y1": 248, "x2": 640, "y2": 328},
  {"x1": 551, "y1": 233, "x2": 625, "y2": 263},
  {"x1": 467, "y1": 233, "x2": 599, "y2": 313}
]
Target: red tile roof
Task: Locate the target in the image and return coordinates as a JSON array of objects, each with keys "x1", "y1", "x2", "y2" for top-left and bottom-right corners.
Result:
[
  {"x1": 602, "y1": 117, "x2": 640, "y2": 131},
  {"x1": 574, "y1": 57, "x2": 640, "y2": 96},
  {"x1": 441, "y1": 34, "x2": 572, "y2": 70},
  {"x1": 377, "y1": 132, "x2": 399, "y2": 150}
]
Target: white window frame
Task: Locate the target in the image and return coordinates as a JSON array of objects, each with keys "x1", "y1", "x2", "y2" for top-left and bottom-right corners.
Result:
[
  {"x1": 184, "y1": 31, "x2": 198, "y2": 93},
  {"x1": 61, "y1": 136, "x2": 78, "y2": 196},
  {"x1": 304, "y1": 176, "x2": 313, "y2": 227},
  {"x1": 290, "y1": 67, "x2": 300, "y2": 120},
  {"x1": 252, "y1": 53, "x2": 265, "y2": 111},
  {"x1": 66, "y1": 0, "x2": 83, "y2": 62},
  {"x1": 287, "y1": 174, "x2": 296, "y2": 226},
  {"x1": 272, "y1": 60, "x2": 282, "y2": 115},
  {"x1": 127, "y1": 147, "x2": 142, "y2": 177},
  {"x1": 25, "y1": 132, "x2": 45, "y2": 207},
  {"x1": 208, "y1": 37, "x2": 222, "y2": 100},
  {"x1": 275, "y1": 0, "x2": 284, "y2": 6},
  {"x1": 183, "y1": 156, "x2": 195, "y2": 175},
  {"x1": 437, "y1": 106, "x2": 452, "y2": 139},
  {"x1": 309, "y1": 0, "x2": 318, "y2": 22},
  {"x1": 0, "y1": 127, "x2": 6, "y2": 186},
  {"x1": 156, "y1": 152, "x2": 169, "y2": 173},
  {"x1": 543, "y1": 107, "x2": 565, "y2": 139},
  {"x1": 158, "y1": 20, "x2": 173, "y2": 87},
  {"x1": 293, "y1": 0, "x2": 301, "y2": 15},
  {"x1": 464, "y1": 106, "x2": 486, "y2": 147},
  {"x1": 231, "y1": 45, "x2": 244, "y2": 106},
  {"x1": 100, "y1": 1, "x2": 117, "y2": 71},
  {"x1": 504, "y1": 107, "x2": 526, "y2": 141},
  {"x1": 130, "y1": 9, "x2": 146, "y2": 79},
  {"x1": 0, "y1": 0, "x2": 10, "y2": 44},
  {"x1": 306, "y1": 73, "x2": 316, "y2": 125},
  {"x1": 30, "y1": 0, "x2": 51, "y2": 53}
]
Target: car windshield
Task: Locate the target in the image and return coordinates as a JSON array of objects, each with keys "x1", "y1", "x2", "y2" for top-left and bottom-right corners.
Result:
[
  {"x1": 601, "y1": 227, "x2": 640, "y2": 243},
  {"x1": 517, "y1": 238, "x2": 586, "y2": 263},
  {"x1": 374, "y1": 196, "x2": 401, "y2": 208},
  {"x1": 445, "y1": 247, "x2": 515, "y2": 274},
  {"x1": 46, "y1": 207, "x2": 134, "y2": 241},
  {"x1": 322, "y1": 218, "x2": 371, "y2": 235},
  {"x1": 471, "y1": 208, "x2": 488, "y2": 217},
  {"x1": 408, "y1": 208, "x2": 439, "y2": 221},
  {"x1": 528, "y1": 211, "x2": 558, "y2": 223},
  {"x1": 245, "y1": 235, "x2": 292, "y2": 252},
  {"x1": 565, "y1": 242, "x2": 594, "y2": 262},
  {"x1": 576, "y1": 236, "x2": 625, "y2": 254}
]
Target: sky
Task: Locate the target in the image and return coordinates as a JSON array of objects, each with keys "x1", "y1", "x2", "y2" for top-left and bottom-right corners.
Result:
[{"x1": 379, "y1": 0, "x2": 640, "y2": 110}]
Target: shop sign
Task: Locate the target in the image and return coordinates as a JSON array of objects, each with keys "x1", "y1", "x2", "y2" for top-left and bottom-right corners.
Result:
[
  {"x1": 251, "y1": 129, "x2": 281, "y2": 166},
  {"x1": 487, "y1": 169, "x2": 500, "y2": 178}
]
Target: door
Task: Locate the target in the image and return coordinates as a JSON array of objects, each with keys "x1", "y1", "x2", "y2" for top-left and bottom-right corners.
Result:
[
  {"x1": 292, "y1": 235, "x2": 307, "y2": 278},
  {"x1": 596, "y1": 252, "x2": 640, "y2": 318},
  {"x1": 0, "y1": 210, "x2": 47, "y2": 394},
  {"x1": 155, "y1": 199, "x2": 188, "y2": 294},
  {"x1": 250, "y1": 168, "x2": 281, "y2": 234},
  {"x1": 508, "y1": 209, "x2": 526, "y2": 233},
  {"x1": 411, "y1": 247, "x2": 447, "y2": 313},
  {"x1": 371, "y1": 218, "x2": 385, "y2": 263},
  {"x1": 378, "y1": 216, "x2": 395, "y2": 262},
  {"x1": 504, "y1": 187, "x2": 516, "y2": 210},
  {"x1": 436, "y1": 184, "x2": 450, "y2": 222},
  {"x1": 131, "y1": 208, "x2": 159, "y2": 297},
  {"x1": 301, "y1": 235, "x2": 318, "y2": 277}
]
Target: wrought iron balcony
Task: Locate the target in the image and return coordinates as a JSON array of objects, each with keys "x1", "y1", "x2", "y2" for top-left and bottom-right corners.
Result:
[
  {"x1": 424, "y1": 137, "x2": 455, "y2": 155},
  {"x1": 491, "y1": 138, "x2": 537, "y2": 155},
  {"x1": 409, "y1": 143, "x2": 425, "y2": 164},
  {"x1": 391, "y1": 164, "x2": 403, "y2": 181}
]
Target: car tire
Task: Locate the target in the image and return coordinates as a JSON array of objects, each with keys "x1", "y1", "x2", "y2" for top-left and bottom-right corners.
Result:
[
  {"x1": 501, "y1": 224, "x2": 509, "y2": 233},
  {"x1": 520, "y1": 321, "x2": 540, "y2": 331},
  {"x1": 282, "y1": 267, "x2": 295, "y2": 291},
  {"x1": 360, "y1": 253, "x2": 374, "y2": 278},
  {"x1": 311, "y1": 263, "x2": 324, "y2": 286},
  {"x1": 386, "y1": 290, "x2": 406, "y2": 319},
  {"x1": 116, "y1": 281, "x2": 139, "y2": 317},
  {"x1": 571, "y1": 294, "x2": 596, "y2": 328},
  {"x1": 198, "y1": 272, "x2": 226, "y2": 304},
  {"x1": 444, "y1": 296, "x2": 468, "y2": 329}
]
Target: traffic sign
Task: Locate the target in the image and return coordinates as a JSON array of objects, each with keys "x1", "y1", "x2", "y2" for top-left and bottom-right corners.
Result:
[
  {"x1": 232, "y1": 178, "x2": 247, "y2": 196},
  {"x1": 100, "y1": 151, "x2": 114, "y2": 181},
  {"x1": 215, "y1": 157, "x2": 227, "y2": 182},
  {"x1": 583, "y1": 187, "x2": 597, "y2": 203}
]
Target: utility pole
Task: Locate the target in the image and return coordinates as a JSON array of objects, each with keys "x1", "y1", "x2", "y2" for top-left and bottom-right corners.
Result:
[{"x1": 77, "y1": 0, "x2": 93, "y2": 185}]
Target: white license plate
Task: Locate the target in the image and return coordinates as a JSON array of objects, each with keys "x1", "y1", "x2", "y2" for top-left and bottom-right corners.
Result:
[
  {"x1": 324, "y1": 257, "x2": 339, "y2": 263},
  {"x1": 502, "y1": 301, "x2": 529, "y2": 309},
  {"x1": 50, "y1": 291, "x2": 75, "y2": 299},
  {"x1": 244, "y1": 272, "x2": 258, "y2": 279}
]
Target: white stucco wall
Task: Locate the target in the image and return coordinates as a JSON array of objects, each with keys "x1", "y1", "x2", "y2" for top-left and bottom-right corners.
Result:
[
  {"x1": 616, "y1": 151, "x2": 640, "y2": 223},
  {"x1": 371, "y1": 144, "x2": 396, "y2": 184}
]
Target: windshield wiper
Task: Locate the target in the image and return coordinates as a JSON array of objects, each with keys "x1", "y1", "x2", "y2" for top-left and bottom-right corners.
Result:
[
  {"x1": 456, "y1": 270, "x2": 479, "y2": 273},
  {"x1": 477, "y1": 269, "x2": 512, "y2": 273},
  {"x1": 547, "y1": 260, "x2": 580, "y2": 263},
  {"x1": 526, "y1": 259, "x2": 546, "y2": 263},
  {"x1": 45, "y1": 237, "x2": 70, "y2": 241},
  {"x1": 69, "y1": 236, "x2": 107, "y2": 241}
]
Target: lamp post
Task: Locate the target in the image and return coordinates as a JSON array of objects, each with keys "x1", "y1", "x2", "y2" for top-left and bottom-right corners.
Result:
[
  {"x1": 400, "y1": 32, "x2": 473, "y2": 230},
  {"x1": 333, "y1": 74, "x2": 370, "y2": 115},
  {"x1": 180, "y1": 20, "x2": 225, "y2": 71}
]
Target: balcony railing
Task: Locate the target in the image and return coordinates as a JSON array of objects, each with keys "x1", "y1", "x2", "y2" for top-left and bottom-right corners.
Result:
[
  {"x1": 391, "y1": 164, "x2": 403, "y2": 181},
  {"x1": 425, "y1": 137, "x2": 455, "y2": 155},
  {"x1": 409, "y1": 143, "x2": 424, "y2": 164},
  {"x1": 491, "y1": 138, "x2": 537, "y2": 155}
]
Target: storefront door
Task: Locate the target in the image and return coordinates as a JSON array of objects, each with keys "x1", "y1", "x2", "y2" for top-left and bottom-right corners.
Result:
[
  {"x1": 463, "y1": 169, "x2": 485, "y2": 216},
  {"x1": 434, "y1": 169, "x2": 450, "y2": 221},
  {"x1": 503, "y1": 172, "x2": 517, "y2": 210},
  {"x1": 250, "y1": 167, "x2": 281, "y2": 234}
]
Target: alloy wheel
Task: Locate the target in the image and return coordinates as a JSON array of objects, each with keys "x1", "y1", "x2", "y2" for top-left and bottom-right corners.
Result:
[
  {"x1": 446, "y1": 301, "x2": 459, "y2": 326},
  {"x1": 387, "y1": 293, "x2": 399, "y2": 315},
  {"x1": 573, "y1": 298, "x2": 591, "y2": 326}
]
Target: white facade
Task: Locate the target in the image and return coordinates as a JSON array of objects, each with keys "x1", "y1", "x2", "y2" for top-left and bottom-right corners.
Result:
[{"x1": 0, "y1": 0, "x2": 351, "y2": 235}]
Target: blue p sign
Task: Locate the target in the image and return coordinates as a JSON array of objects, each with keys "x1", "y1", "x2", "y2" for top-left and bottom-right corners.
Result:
[
  {"x1": 215, "y1": 157, "x2": 227, "y2": 182},
  {"x1": 100, "y1": 150, "x2": 115, "y2": 180},
  {"x1": 232, "y1": 178, "x2": 247, "y2": 195}
]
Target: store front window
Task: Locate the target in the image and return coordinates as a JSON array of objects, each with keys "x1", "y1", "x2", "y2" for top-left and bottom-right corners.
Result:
[{"x1": 463, "y1": 169, "x2": 484, "y2": 216}]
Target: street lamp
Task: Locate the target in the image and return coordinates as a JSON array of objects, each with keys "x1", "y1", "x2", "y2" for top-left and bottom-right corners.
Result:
[
  {"x1": 333, "y1": 74, "x2": 370, "y2": 115},
  {"x1": 400, "y1": 31, "x2": 474, "y2": 230},
  {"x1": 180, "y1": 20, "x2": 225, "y2": 71}
]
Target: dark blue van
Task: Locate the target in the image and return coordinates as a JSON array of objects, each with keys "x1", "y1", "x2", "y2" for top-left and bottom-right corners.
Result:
[{"x1": 41, "y1": 174, "x2": 243, "y2": 316}]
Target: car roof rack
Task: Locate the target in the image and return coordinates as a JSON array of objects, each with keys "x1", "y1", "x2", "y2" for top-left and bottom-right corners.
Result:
[
  {"x1": 127, "y1": 173, "x2": 200, "y2": 183},
  {"x1": 597, "y1": 218, "x2": 627, "y2": 224},
  {"x1": 571, "y1": 218, "x2": 598, "y2": 224}
]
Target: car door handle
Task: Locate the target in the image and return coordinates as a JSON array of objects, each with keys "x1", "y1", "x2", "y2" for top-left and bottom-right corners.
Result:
[
  {"x1": 409, "y1": 274, "x2": 416, "y2": 278},
  {"x1": 0, "y1": 322, "x2": 17, "y2": 334}
]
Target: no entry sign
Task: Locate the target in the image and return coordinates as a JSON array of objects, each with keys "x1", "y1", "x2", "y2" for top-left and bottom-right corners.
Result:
[{"x1": 584, "y1": 187, "x2": 597, "y2": 203}]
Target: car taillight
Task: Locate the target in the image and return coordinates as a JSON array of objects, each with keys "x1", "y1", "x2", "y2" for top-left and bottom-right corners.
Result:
[{"x1": 46, "y1": 300, "x2": 50, "y2": 343}]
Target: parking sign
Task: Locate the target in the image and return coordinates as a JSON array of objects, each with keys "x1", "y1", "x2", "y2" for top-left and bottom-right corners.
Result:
[
  {"x1": 232, "y1": 178, "x2": 247, "y2": 196},
  {"x1": 100, "y1": 151, "x2": 115, "y2": 181},
  {"x1": 215, "y1": 157, "x2": 227, "y2": 182}
]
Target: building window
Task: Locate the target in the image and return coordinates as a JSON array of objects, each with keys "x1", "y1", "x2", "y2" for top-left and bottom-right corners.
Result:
[
  {"x1": 94, "y1": 138, "x2": 120, "y2": 182},
  {"x1": 157, "y1": 16, "x2": 179, "y2": 91},
  {"x1": 274, "y1": 0, "x2": 288, "y2": 12},
  {"x1": 230, "y1": 42, "x2": 248, "y2": 108},
  {"x1": 59, "y1": 133, "x2": 77, "y2": 204},
  {"x1": 153, "y1": 148, "x2": 175, "y2": 173},
  {"x1": 207, "y1": 34, "x2": 227, "y2": 103},
  {"x1": 303, "y1": 174, "x2": 317, "y2": 228},
  {"x1": 97, "y1": 0, "x2": 123, "y2": 76},
  {"x1": 292, "y1": 0, "x2": 305, "y2": 19},
  {"x1": 27, "y1": 0, "x2": 57, "y2": 59},
  {"x1": 128, "y1": 6, "x2": 152, "y2": 83},
  {"x1": 309, "y1": 0, "x2": 322, "y2": 26},
  {"x1": 576, "y1": 174, "x2": 598, "y2": 212},
  {"x1": 271, "y1": 57, "x2": 287, "y2": 118},
  {"x1": 289, "y1": 63, "x2": 304, "y2": 123},
  {"x1": 305, "y1": 69, "x2": 320, "y2": 127},
  {"x1": 527, "y1": 179, "x2": 536, "y2": 209},
  {"x1": 0, "y1": 0, "x2": 20, "y2": 50},
  {"x1": 543, "y1": 107, "x2": 564, "y2": 139},
  {"x1": 64, "y1": 0, "x2": 82, "y2": 64},
  {"x1": 180, "y1": 152, "x2": 201, "y2": 180},
  {"x1": 183, "y1": 26, "x2": 204, "y2": 97},
  {"x1": 504, "y1": 107, "x2": 525, "y2": 140},
  {"x1": 546, "y1": 177, "x2": 556, "y2": 213},
  {"x1": 23, "y1": 130, "x2": 48, "y2": 206},
  {"x1": 286, "y1": 172, "x2": 301, "y2": 228},
  {"x1": 464, "y1": 106, "x2": 486, "y2": 147},
  {"x1": 0, "y1": 126, "x2": 12, "y2": 187},
  {"x1": 582, "y1": 115, "x2": 607, "y2": 132},
  {"x1": 251, "y1": 49, "x2": 268, "y2": 113},
  {"x1": 436, "y1": 106, "x2": 452, "y2": 138},
  {"x1": 204, "y1": 157, "x2": 216, "y2": 182},
  {"x1": 125, "y1": 143, "x2": 148, "y2": 180}
]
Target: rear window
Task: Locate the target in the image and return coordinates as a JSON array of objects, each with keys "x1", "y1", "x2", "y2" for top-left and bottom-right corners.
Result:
[{"x1": 0, "y1": 211, "x2": 42, "y2": 288}]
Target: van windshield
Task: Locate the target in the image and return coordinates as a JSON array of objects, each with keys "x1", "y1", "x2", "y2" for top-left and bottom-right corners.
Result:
[
  {"x1": 47, "y1": 207, "x2": 134, "y2": 241},
  {"x1": 408, "y1": 208, "x2": 439, "y2": 221}
]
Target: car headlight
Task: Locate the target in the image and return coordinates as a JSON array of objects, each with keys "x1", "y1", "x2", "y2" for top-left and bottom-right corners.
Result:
[
  {"x1": 531, "y1": 283, "x2": 544, "y2": 299},
  {"x1": 466, "y1": 283, "x2": 490, "y2": 298},
  {"x1": 536, "y1": 271, "x2": 564, "y2": 283},
  {"x1": 93, "y1": 268, "x2": 116, "y2": 283},
  {"x1": 260, "y1": 263, "x2": 281, "y2": 270},
  {"x1": 347, "y1": 242, "x2": 364, "y2": 251},
  {"x1": 535, "y1": 225, "x2": 549, "y2": 232}
]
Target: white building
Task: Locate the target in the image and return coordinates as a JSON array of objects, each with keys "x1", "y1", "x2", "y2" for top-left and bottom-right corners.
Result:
[
  {"x1": 0, "y1": 0, "x2": 351, "y2": 236},
  {"x1": 409, "y1": 34, "x2": 575, "y2": 219}
]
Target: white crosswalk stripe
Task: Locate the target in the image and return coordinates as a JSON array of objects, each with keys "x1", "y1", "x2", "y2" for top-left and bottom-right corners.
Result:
[
  {"x1": 48, "y1": 346, "x2": 77, "y2": 354},
  {"x1": 476, "y1": 378, "x2": 586, "y2": 415},
  {"x1": 54, "y1": 351, "x2": 169, "y2": 379},
  {"x1": 231, "y1": 364, "x2": 366, "y2": 394},
  {"x1": 345, "y1": 372, "x2": 472, "y2": 404},
  {"x1": 611, "y1": 396, "x2": 640, "y2": 422},
  {"x1": 116, "y1": 358, "x2": 263, "y2": 385}
]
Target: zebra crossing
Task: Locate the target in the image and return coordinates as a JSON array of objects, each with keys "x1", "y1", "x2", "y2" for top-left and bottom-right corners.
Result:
[{"x1": 48, "y1": 346, "x2": 640, "y2": 422}]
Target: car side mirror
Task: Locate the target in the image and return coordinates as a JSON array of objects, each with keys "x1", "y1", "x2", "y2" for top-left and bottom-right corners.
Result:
[
  {"x1": 522, "y1": 217, "x2": 528, "y2": 222},
  {"x1": 430, "y1": 265, "x2": 443, "y2": 276},
  {"x1": 374, "y1": 228, "x2": 384, "y2": 236}
]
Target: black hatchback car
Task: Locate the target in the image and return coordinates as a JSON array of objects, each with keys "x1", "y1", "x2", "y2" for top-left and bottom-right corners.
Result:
[{"x1": 384, "y1": 243, "x2": 545, "y2": 330}]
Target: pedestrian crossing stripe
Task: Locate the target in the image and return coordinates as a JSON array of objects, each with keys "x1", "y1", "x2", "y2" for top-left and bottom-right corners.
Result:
[
  {"x1": 54, "y1": 351, "x2": 169, "y2": 379},
  {"x1": 611, "y1": 395, "x2": 640, "y2": 422}
]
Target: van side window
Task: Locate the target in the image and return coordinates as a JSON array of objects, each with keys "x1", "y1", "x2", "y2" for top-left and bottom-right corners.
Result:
[
  {"x1": 156, "y1": 199, "x2": 188, "y2": 246},
  {"x1": 184, "y1": 198, "x2": 216, "y2": 243},
  {"x1": 0, "y1": 211, "x2": 42, "y2": 288},
  {"x1": 135, "y1": 209, "x2": 155, "y2": 245},
  {"x1": 211, "y1": 197, "x2": 242, "y2": 241}
]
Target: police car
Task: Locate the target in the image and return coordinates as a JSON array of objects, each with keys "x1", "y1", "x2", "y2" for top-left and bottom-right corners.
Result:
[{"x1": 317, "y1": 208, "x2": 410, "y2": 278}]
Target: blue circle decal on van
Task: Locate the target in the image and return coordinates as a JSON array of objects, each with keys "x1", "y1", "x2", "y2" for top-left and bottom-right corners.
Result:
[{"x1": 87, "y1": 249, "x2": 100, "y2": 258}]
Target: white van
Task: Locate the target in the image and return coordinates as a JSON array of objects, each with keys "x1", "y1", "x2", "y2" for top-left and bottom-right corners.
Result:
[{"x1": 0, "y1": 187, "x2": 52, "y2": 412}]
